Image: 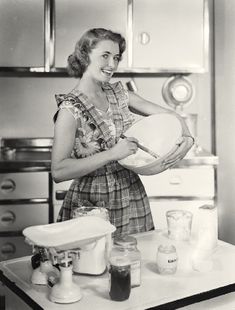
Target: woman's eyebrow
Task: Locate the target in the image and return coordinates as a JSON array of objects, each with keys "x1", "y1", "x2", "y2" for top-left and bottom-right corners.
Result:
[{"x1": 103, "y1": 51, "x2": 120, "y2": 56}]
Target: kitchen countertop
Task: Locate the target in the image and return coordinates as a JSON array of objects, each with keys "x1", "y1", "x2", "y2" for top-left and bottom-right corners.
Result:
[
  {"x1": 1, "y1": 230, "x2": 235, "y2": 310},
  {"x1": 0, "y1": 146, "x2": 218, "y2": 173}
]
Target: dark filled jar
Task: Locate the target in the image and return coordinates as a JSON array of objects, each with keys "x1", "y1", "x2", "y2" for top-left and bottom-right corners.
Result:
[
  {"x1": 113, "y1": 235, "x2": 141, "y2": 287},
  {"x1": 109, "y1": 256, "x2": 131, "y2": 301}
]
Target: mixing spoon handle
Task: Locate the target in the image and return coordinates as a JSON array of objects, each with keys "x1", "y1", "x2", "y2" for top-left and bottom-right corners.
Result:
[{"x1": 120, "y1": 134, "x2": 160, "y2": 159}]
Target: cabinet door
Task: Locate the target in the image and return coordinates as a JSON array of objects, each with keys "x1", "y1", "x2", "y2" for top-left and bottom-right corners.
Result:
[
  {"x1": 132, "y1": 0, "x2": 207, "y2": 71},
  {"x1": 0, "y1": 0, "x2": 44, "y2": 67},
  {"x1": 0, "y1": 236, "x2": 32, "y2": 261},
  {"x1": 0, "y1": 204, "x2": 49, "y2": 232},
  {"x1": 149, "y1": 199, "x2": 215, "y2": 235},
  {"x1": 55, "y1": 0, "x2": 128, "y2": 69},
  {"x1": 140, "y1": 167, "x2": 215, "y2": 198},
  {"x1": 0, "y1": 173, "x2": 48, "y2": 200}
]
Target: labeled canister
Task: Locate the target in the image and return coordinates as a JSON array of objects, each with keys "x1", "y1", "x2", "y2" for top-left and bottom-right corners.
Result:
[{"x1": 156, "y1": 244, "x2": 178, "y2": 275}]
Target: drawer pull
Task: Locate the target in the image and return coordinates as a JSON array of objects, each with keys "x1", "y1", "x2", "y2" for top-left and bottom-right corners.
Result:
[
  {"x1": 0, "y1": 179, "x2": 16, "y2": 193},
  {"x1": 1, "y1": 211, "x2": 16, "y2": 226},
  {"x1": 1, "y1": 243, "x2": 16, "y2": 256},
  {"x1": 56, "y1": 190, "x2": 67, "y2": 200},
  {"x1": 169, "y1": 176, "x2": 182, "y2": 185}
]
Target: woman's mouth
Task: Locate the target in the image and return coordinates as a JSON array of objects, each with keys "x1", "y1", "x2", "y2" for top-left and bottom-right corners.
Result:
[{"x1": 101, "y1": 69, "x2": 113, "y2": 77}]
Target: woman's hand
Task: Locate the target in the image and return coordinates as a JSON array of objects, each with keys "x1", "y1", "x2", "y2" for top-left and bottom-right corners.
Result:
[
  {"x1": 109, "y1": 137, "x2": 139, "y2": 161},
  {"x1": 162, "y1": 135, "x2": 194, "y2": 169}
]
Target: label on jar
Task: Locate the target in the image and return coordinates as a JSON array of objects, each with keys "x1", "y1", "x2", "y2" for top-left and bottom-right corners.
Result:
[
  {"x1": 131, "y1": 260, "x2": 141, "y2": 287},
  {"x1": 156, "y1": 250, "x2": 178, "y2": 274}
]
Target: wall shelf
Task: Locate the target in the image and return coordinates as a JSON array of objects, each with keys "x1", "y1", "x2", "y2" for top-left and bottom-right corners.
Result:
[{"x1": 0, "y1": 67, "x2": 193, "y2": 78}]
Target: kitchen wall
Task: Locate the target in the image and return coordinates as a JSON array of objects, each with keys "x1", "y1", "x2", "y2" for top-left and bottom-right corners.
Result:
[
  {"x1": 215, "y1": 0, "x2": 235, "y2": 244},
  {"x1": 0, "y1": 73, "x2": 212, "y2": 151}
]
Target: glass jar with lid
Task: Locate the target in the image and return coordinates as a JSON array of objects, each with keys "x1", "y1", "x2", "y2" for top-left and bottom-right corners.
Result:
[
  {"x1": 156, "y1": 244, "x2": 178, "y2": 275},
  {"x1": 109, "y1": 256, "x2": 131, "y2": 301},
  {"x1": 111, "y1": 235, "x2": 141, "y2": 287}
]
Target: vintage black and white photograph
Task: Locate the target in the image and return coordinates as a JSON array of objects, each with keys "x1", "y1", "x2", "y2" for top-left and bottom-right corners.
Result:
[{"x1": 0, "y1": 0, "x2": 234, "y2": 309}]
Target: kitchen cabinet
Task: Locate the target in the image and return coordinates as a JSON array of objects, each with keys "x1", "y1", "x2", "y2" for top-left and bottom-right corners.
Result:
[
  {"x1": 0, "y1": 0, "x2": 209, "y2": 75},
  {"x1": 0, "y1": 0, "x2": 44, "y2": 67},
  {"x1": 140, "y1": 166, "x2": 216, "y2": 234},
  {"x1": 55, "y1": 0, "x2": 208, "y2": 73},
  {"x1": 0, "y1": 172, "x2": 49, "y2": 261},
  {"x1": 53, "y1": 165, "x2": 217, "y2": 231},
  {"x1": 132, "y1": 0, "x2": 208, "y2": 72},
  {"x1": 55, "y1": 0, "x2": 128, "y2": 69}
]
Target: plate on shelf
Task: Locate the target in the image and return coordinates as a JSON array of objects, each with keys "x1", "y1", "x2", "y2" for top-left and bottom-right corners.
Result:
[{"x1": 162, "y1": 75, "x2": 195, "y2": 109}]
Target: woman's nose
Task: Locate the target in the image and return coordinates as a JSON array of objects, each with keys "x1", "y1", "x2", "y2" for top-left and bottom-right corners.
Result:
[{"x1": 108, "y1": 57, "x2": 115, "y2": 68}]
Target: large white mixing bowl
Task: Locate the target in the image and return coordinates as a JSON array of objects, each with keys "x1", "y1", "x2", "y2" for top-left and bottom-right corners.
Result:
[{"x1": 118, "y1": 113, "x2": 186, "y2": 175}]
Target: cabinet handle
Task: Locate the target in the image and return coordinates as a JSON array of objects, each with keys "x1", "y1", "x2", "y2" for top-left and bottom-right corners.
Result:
[
  {"x1": 169, "y1": 176, "x2": 182, "y2": 185},
  {"x1": 0, "y1": 179, "x2": 16, "y2": 193},
  {"x1": 0, "y1": 211, "x2": 16, "y2": 226},
  {"x1": 139, "y1": 32, "x2": 151, "y2": 45},
  {"x1": 1, "y1": 243, "x2": 16, "y2": 257},
  {"x1": 55, "y1": 190, "x2": 67, "y2": 200}
]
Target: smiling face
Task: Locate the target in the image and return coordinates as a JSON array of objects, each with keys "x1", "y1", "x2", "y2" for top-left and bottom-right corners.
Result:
[{"x1": 84, "y1": 40, "x2": 121, "y2": 83}]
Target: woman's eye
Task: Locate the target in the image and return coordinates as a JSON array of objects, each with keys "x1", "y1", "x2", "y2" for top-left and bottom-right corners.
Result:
[
  {"x1": 102, "y1": 54, "x2": 109, "y2": 59},
  {"x1": 114, "y1": 56, "x2": 120, "y2": 62}
]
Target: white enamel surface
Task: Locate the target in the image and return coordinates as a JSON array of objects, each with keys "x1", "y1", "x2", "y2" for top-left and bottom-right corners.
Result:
[
  {"x1": 23, "y1": 216, "x2": 116, "y2": 251},
  {"x1": 2, "y1": 231, "x2": 235, "y2": 309}
]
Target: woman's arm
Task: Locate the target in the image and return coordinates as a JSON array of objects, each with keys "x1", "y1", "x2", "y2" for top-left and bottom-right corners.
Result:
[
  {"x1": 128, "y1": 91, "x2": 172, "y2": 116},
  {"x1": 51, "y1": 109, "x2": 138, "y2": 183}
]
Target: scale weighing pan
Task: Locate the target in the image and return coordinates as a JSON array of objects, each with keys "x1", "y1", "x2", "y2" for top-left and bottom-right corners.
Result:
[{"x1": 23, "y1": 216, "x2": 116, "y2": 251}]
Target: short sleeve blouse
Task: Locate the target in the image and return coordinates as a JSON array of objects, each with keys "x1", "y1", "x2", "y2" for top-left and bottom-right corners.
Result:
[{"x1": 55, "y1": 81, "x2": 134, "y2": 159}]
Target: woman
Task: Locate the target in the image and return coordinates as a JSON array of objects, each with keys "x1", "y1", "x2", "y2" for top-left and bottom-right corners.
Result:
[{"x1": 51, "y1": 28, "x2": 194, "y2": 236}]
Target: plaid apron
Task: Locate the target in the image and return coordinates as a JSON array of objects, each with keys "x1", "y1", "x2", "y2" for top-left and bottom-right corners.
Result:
[{"x1": 55, "y1": 82, "x2": 154, "y2": 236}]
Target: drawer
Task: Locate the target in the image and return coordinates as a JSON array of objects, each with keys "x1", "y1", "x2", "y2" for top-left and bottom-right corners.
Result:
[
  {"x1": 0, "y1": 204, "x2": 48, "y2": 231},
  {"x1": 140, "y1": 167, "x2": 215, "y2": 198},
  {"x1": 0, "y1": 236, "x2": 32, "y2": 261},
  {"x1": 0, "y1": 172, "x2": 48, "y2": 200},
  {"x1": 149, "y1": 199, "x2": 216, "y2": 235}
]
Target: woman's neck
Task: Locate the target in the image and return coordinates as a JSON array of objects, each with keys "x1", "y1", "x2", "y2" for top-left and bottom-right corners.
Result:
[{"x1": 77, "y1": 75, "x2": 103, "y2": 96}]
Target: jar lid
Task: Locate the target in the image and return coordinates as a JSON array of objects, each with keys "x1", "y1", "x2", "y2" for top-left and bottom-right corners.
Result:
[
  {"x1": 114, "y1": 235, "x2": 137, "y2": 247},
  {"x1": 158, "y1": 244, "x2": 176, "y2": 254},
  {"x1": 109, "y1": 256, "x2": 131, "y2": 267}
]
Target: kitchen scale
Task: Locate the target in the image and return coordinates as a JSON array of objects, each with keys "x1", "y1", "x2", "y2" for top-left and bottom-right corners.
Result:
[
  {"x1": 30, "y1": 246, "x2": 60, "y2": 286},
  {"x1": 23, "y1": 216, "x2": 116, "y2": 304}
]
